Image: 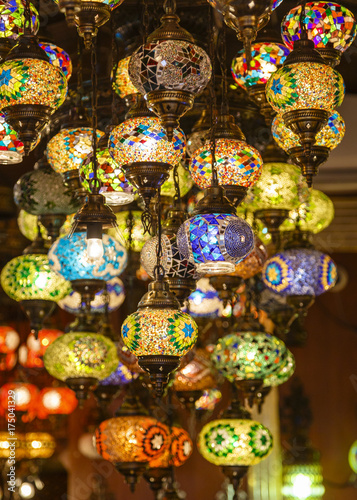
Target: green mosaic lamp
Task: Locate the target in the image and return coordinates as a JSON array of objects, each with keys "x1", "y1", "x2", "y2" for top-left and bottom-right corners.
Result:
[
  {"x1": 44, "y1": 331, "x2": 118, "y2": 403},
  {"x1": 198, "y1": 395, "x2": 273, "y2": 496}
]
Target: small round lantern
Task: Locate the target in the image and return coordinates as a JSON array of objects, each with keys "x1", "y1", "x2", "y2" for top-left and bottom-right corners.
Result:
[
  {"x1": 39, "y1": 41, "x2": 72, "y2": 80},
  {"x1": 37, "y1": 387, "x2": 78, "y2": 419},
  {"x1": 0, "y1": 325, "x2": 20, "y2": 353}
]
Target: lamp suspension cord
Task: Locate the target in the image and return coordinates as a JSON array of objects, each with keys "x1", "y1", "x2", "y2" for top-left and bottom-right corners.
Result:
[
  {"x1": 142, "y1": 0, "x2": 150, "y2": 43},
  {"x1": 153, "y1": 188, "x2": 165, "y2": 281},
  {"x1": 90, "y1": 37, "x2": 100, "y2": 194},
  {"x1": 218, "y1": 25, "x2": 229, "y2": 115},
  {"x1": 111, "y1": 16, "x2": 119, "y2": 126},
  {"x1": 24, "y1": 0, "x2": 31, "y2": 34},
  {"x1": 299, "y1": 0, "x2": 308, "y2": 40},
  {"x1": 208, "y1": 4, "x2": 218, "y2": 186},
  {"x1": 173, "y1": 164, "x2": 181, "y2": 207}
]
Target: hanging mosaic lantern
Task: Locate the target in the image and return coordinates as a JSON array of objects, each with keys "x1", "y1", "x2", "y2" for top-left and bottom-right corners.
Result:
[
  {"x1": 44, "y1": 331, "x2": 118, "y2": 402},
  {"x1": 229, "y1": 237, "x2": 268, "y2": 280},
  {"x1": 187, "y1": 108, "x2": 212, "y2": 158},
  {"x1": 0, "y1": 33, "x2": 68, "y2": 153},
  {"x1": 0, "y1": 325, "x2": 20, "y2": 353},
  {"x1": 271, "y1": 111, "x2": 345, "y2": 184},
  {"x1": 17, "y1": 210, "x2": 47, "y2": 242},
  {"x1": 39, "y1": 41, "x2": 72, "y2": 80},
  {"x1": 37, "y1": 387, "x2": 78, "y2": 419},
  {"x1": 282, "y1": 462, "x2": 325, "y2": 500},
  {"x1": 121, "y1": 280, "x2": 198, "y2": 396},
  {"x1": 185, "y1": 278, "x2": 223, "y2": 318},
  {"x1": 195, "y1": 388, "x2": 222, "y2": 412},
  {"x1": 0, "y1": 382, "x2": 39, "y2": 422},
  {"x1": 80, "y1": 133, "x2": 135, "y2": 206},
  {"x1": 0, "y1": 114, "x2": 28, "y2": 164},
  {"x1": 96, "y1": 394, "x2": 170, "y2": 491},
  {"x1": 23, "y1": 432, "x2": 56, "y2": 459},
  {"x1": 281, "y1": 2, "x2": 357, "y2": 67},
  {"x1": 263, "y1": 349, "x2": 295, "y2": 388},
  {"x1": 19, "y1": 328, "x2": 64, "y2": 368},
  {"x1": 113, "y1": 56, "x2": 138, "y2": 106},
  {"x1": 129, "y1": 1, "x2": 211, "y2": 141}
]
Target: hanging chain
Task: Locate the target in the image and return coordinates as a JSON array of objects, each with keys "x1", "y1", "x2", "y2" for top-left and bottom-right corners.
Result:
[
  {"x1": 24, "y1": 0, "x2": 32, "y2": 35},
  {"x1": 89, "y1": 37, "x2": 100, "y2": 195},
  {"x1": 142, "y1": 0, "x2": 150, "y2": 43},
  {"x1": 153, "y1": 188, "x2": 165, "y2": 281},
  {"x1": 111, "y1": 16, "x2": 120, "y2": 126},
  {"x1": 218, "y1": 25, "x2": 228, "y2": 115},
  {"x1": 173, "y1": 164, "x2": 181, "y2": 207},
  {"x1": 126, "y1": 209, "x2": 134, "y2": 251},
  {"x1": 208, "y1": 4, "x2": 218, "y2": 186}
]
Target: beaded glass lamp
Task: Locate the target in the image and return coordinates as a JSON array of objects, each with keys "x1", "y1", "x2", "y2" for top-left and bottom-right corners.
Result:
[
  {"x1": 281, "y1": 2, "x2": 357, "y2": 67},
  {"x1": 39, "y1": 41, "x2": 72, "y2": 80}
]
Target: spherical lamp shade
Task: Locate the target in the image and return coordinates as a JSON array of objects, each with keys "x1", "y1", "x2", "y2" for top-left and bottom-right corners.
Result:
[
  {"x1": 173, "y1": 348, "x2": 216, "y2": 393},
  {"x1": 272, "y1": 111, "x2": 345, "y2": 152},
  {"x1": 13, "y1": 160, "x2": 79, "y2": 215},
  {"x1": 110, "y1": 211, "x2": 150, "y2": 252},
  {"x1": 0, "y1": 382, "x2": 38, "y2": 422},
  {"x1": 58, "y1": 277, "x2": 125, "y2": 314},
  {"x1": 190, "y1": 139, "x2": 262, "y2": 190},
  {"x1": 348, "y1": 440, "x2": 357, "y2": 474},
  {"x1": 266, "y1": 63, "x2": 344, "y2": 114},
  {"x1": 149, "y1": 426, "x2": 193, "y2": 468},
  {"x1": 177, "y1": 213, "x2": 254, "y2": 274},
  {"x1": 44, "y1": 332, "x2": 119, "y2": 382},
  {"x1": 46, "y1": 127, "x2": 105, "y2": 175},
  {"x1": 17, "y1": 210, "x2": 47, "y2": 241},
  {"x1": 282, "y1": 463, "x2": 325, "y2": 499},
  {"x1": 0, "y1": 114, "x2": 25, "y2": 164},
  {"x1": 27, "y1": 328, "x2": 64, "y2": 356},
  {"x1": 281, "y1": 2, "x2": 357, "y2": 62},
  {"x1": 0, "y1": 325, "x2": 20, "y2": 353},
  {"x1": 108, "y1": 117, "x2": 185, "y2": 167},
  {"x1": 229, "y1": 237, "x2": 268, "y2": 280},
  {"x1": 39, "y1": 41, "x2": 72, "y2": 80},
  {"x1": 161, "y1": 162, "x2": 193, "y2": 198},
  {"x1": 99, "y1": 362, "x2": 135, "y2": 386},
  {"x1": 185, "y1": 278, "x2": 223, "y2": 318},
  {"x1": 122, "y1": 309, "x2": 197, "y2": 358},
  {"x1": 262, "y1": 249, "x2": 337, "y2": 296},
  {"x1": 48, "y1": 232, "x2": 127, "y2": 282},
  {"x1": 0, "y1": 0, "x2": 39, "y2": 39},
  {"x1": 0, "y1": 431, "x2": 26, "y2": 460},
  {"x1": 24, "y1": 432, "x2": 56, "y2": 459},
  {"x1": 212, "y1": 331, "x2": 287, "y2": 382},
  {"x1": 198, "y1": 418, "x2": 273, "y2": 466},
  {"x1": 263, "y1": 349, "x2": 295, "y2": 387},
  {"x1": 195, "y1": 389, "x2": 222, "y2": 411},
  {"x1": 0, "y1": 254, "x2": 71, "y2": 302},
  {"x1": 281, "y1": 189, "x2": 335, "y2": 233},
  {"x1": 231, "y1": 42, "x2": 290, "y2": 90},
  {"x1": 114, "y1": 56, "x2": 138, "y2": 99},
  {"x1": 37, "y1": 387, "x2": 78, "y2": 418}
]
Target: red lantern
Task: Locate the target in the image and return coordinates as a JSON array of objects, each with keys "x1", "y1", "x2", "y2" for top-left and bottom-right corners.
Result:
[
  {"x1": 27, "y1": 329, "x2": 64, "y2": 357},
  {"x1": 18, "y1": 345, "x2": 44, "y2": 368},
  {"x1": 0, "y1": 383, "x2": 39, "y2": 422},
  {"x1": 0, "y1": 326, "x2": 20, "y2": 353},
  {"x1": 37, "y1": 387, "x2": 78, "y2": 419},
  {"x1": 0, "y1": 352, "x2": 17, "y2": 371}
]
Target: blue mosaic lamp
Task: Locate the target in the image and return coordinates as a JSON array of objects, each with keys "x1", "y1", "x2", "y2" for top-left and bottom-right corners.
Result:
[{"x1": 185, "y1": 278, "x2": 223, "y2": 318}]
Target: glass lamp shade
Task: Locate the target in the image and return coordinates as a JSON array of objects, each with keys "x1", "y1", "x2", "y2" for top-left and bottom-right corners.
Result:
[
  {"x1": 39, "y1": 41, "x2": 72, "y2": 80},
  {"x1": 24, "y1": 432, "x2": 56, "y2": 459},
  {"x1": 48, "y1": 232, "x2": 127, "y2": 282},
  {"x1": 0, "y1": 58, "x2": 67, "y2": 111},
  {"x1": 13, "y1": 161, "x2": 80, "y2": 215},
  {"x1": 0, "y1": 0, "x2": 39, "y2": 39},
  {"x1": 114, "y1": 56, "x2": 138, "y2": 99},
  {"x1": 80, "y1": 0, "x2": 123, "y2": 9},
  {"x1": 348, "y1": 440, "x2": 357, "y2": 474},
  {"x1": 46, "y1": 127, "x2": 105, "y2": 175},
  {"x1": 18, "y1": 344, "x2": 43, "y2": 368},
  {"x1": 281, "y1": 189, "x2": 334, "y2": 233},
  {"x1": 108, "y1": 117, "x2": 185, "y2": 167},
  {"x1": 149, "y1": 426, "x2": 193, "y2": 469},
  {"x1": 272, "y1": 111, "x2": 345, "y2": 152},
  {"x1": 96, "y1": 416, "x2": 170, "y2": 463},
  {"x1": 0, "y1": 254, "x2": 71, "y2": 302},
  {"x1": 229, "y1": 237, "x2": 268, "y2": 280},
  {"x1": 263, "y1": 349, "x2": 295, "y2": 387},
  {"x1": 187, "y1": 129, "x2": 209, "y2": 158},
  {"x1": 185, "y1": 278, "x2": 223, "y2": 318},
  {"x1": 282, "y1": 463, "x2": 325, "y2": 499},
  {"x1": 262, "y1": 248, "x2": 337, "y2": 296},
  {"x1": 0, "y1": 325, "x2": 20, "y2": 353},
  {"x1": 43, "y1": 332, "x2": 119, "y2": 382},
  {"x1": 190, "y1": 138, "x2": 262, "y2": 190},
  {"x1": 80, "y1": 146, "x2": 135, "y2": 206},
  {"x1": 281, "y1": 2, "x2": 357, "y2": 54},
  {"x1": 37, "y1": 387, "x2": 78, "y2": 419},
  {"x1": 58, "y1": 277, "x2": 125, "y2": 314},
  {"x1": 198, "y1": 418, "x2": 273, "y2": 466},
  {"x1": 17, "y1": 210, "x2": 47, "y2": 241},
  {"x1": 173, "y1": 348, "x2": 216, "y2": 392},
  {"x1": 266, "y1": 62, "x2": 344, "y2": 114},
  {"x1": 140, "y1": 235, "x2": 197, "y2": 281},
  {"x1": 27, "y1": 328, "x2": 64, "y2": 355},
  {"x1": 195, "y1": 388, "x2": 222, "y2": 411},
  {"x1": 0, "y1": 432, "x2": 26, "y2": 460},
  {"x1": 248, "y1": 162, "x2": 307, "y2": 211},
  {"x1": 231, "y1": 42, "x2": 290, "y2": 90},
  {"x1": 129, "y1": 40, "x2": 211, "y2": 97},
  {"x1": 212, "y1": 331, "x2": 287, "y2": 382},
  {"x1": 110, "y1": 211, "x2": 151, "y2": 252},
  {"x1": 177, "y1": 213, "x2": 255, "y2": 274},
  {"x1": 99, "y1": 362, "x2": 135, "y2": 386},
  {"x1": 0, "y1": 114, "x2": 26, "y2": 164},
  {"x1": 161, "y1": 162, "x2": 193, "y2": 198},
  {"x1": 0, "y1": 382, "x2": 38, "y2": 414},
  {"x1": 121, "y1": 309, "x2": 197, "y2": 358}
]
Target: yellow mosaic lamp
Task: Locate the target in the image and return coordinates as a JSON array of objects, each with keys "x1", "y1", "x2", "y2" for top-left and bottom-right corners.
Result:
[
  {"x1": 24, "y1": 432, "x2": 56, "y2": 459},
  {"x1": 113, "y1": 56, "x2": 138, "y2": 106}
]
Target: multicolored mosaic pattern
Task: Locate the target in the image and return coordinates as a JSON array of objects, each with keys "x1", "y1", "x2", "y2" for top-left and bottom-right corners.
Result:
[
  {"x1": 80, "y1": 146, "x2": 135, "y2": 205},
  {"x1": 0, "y1": 254, "x2": 70, "y2": 302},
  {"x1": 129, "y1": 40, "x2": 211, "y2": 96},
  {"x1": 282, "y1": 188, "x2": 335, "y2": 233},
  {"x1": 264, "y1": 349, "x2": 295, "y2": 387},
  {"x1": 47, "y1": 127, "x2": 104, "y2": 174},
  {"x1": 149, "y1": 426, "x2": 193, "y2": 468},
  {"x1": 262, "y1": 248, "x2": 337, "y2": 296},
  {"x1": 161, "y1": 162, "x2": 193, "y2": 197},
  {"x1": 282, "y1": 2, "x2": 357, "y2": 53},
  {"x1": 248, "y1": 161, "x2": 307, "y2": 211},
  {"x1": 185, "y1": 278, "x2": 223, "y2": 318},
  {"x1": 266, "y1": 62, "x2": 345, "y2": 113},
  {"x1": 190, "y1": 138, "x2": 262, "y2": 189},
  {"x1": 173, "y1": 348, "x2": 216, "y2": 392},
  {"x1": 96, "y1": 416, "x2": 169, "y2": 463},
  {"x1": 121, "y1": 308, "x2": 197, "y2": 357},
  {"x1": 282, "y1": 463, "x2": 325, "y2": 499},
  {"x1": 81, "y1": 0, "x2": 124, "y2": 10},
  {"x1": 109, "y1": 211, "x2": 150, "y2": 252},
  {"x1": 0, "y1": 113, "x2": 23, "y2": 163},
  {"x1": 0, "y1": 0, "x2": 39, "y2": 39},
  {"x1": 13, "y1": 161, "x2": 80, "y2": 215},
  {"x1": 0, "y1": 58, "x2": 67, "y2": 110},
  {"x1": 177, "y1": 213, "x2": 254, "y2": 274},
  {"x1": 48, "y1": 232, "x2": 127, "y2": 282},
  {"x1": 114, "y1": 56, "x2": 137, "y2": 99},
  {"x1": 195, "y1": 388, "x2": 222, "y2": 411},
  {"x1": 99, "y1": 361, "x2": 135, "y2": 386},
  {"x1": 141, "y1": 234, "x2": 197, "y2": 280},
  {"x1": 39, "y1": 42, "x2": 72, "y2": 80},
  {"x1": 272, "y1": 111, "x2": 345, "y2": 152},
  {"x1": 231, "y1": 42, "x2": 290, "y2": 90},
  {"x1": 187, "y1": 129, "x2": 208, "y2": 158},
  {"x1": 58, "y1": 277, "x2": 125, "y2": 314},
  {"x1": 44, "y1": 332, "x2": 118, "y2": 382},
  {"x1": 230, "y1": 237, "x2": 268, "y2": 280},
  {"x1": 212, "y1": 331, "x2": 287, "y2": 381},
  {"x1": 109, "y1": 117, "x2": 185, "y2": 167},
  {"x1": 198, "y1": 418, "x2": 273, "y2": 466}
]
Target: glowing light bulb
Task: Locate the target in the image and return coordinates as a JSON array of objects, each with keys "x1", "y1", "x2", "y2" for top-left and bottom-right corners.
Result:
[
  {"x1": 19, "y1": 483, "x2": 35, "y2": 499},
  {"x1": 291, "y1": 474, "x2": 312, "y2": 499},
  {"x1": 86, "y1": 238, "x2": 104, "y2": 261}
]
